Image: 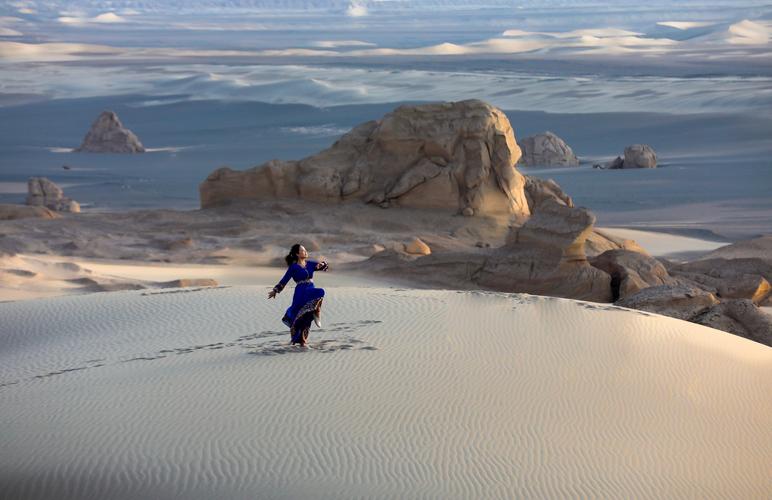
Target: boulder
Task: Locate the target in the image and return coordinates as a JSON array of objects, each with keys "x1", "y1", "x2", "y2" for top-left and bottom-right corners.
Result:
[
  {"x1": 0, "y1": 203, "x2": 60, "y2": 220},
  {"x1": 590, "y1": 249, "x2": 677, "y2": 300},
  {"x1": 616, "y1": 284, "x2": 719, "y2": 321},
  {"x1": 623, "y1": 144, "x2": 657, "y2": 168},
  {"x1": 74, "y1": 110, "x2": 145, "y2": 153},
  {"x1": 26, "y1": 177, "x2": 80, "y2": 213},
  {"x1": 517, "y1": 131, "x2": 579, "y2": 167},
  {"x1": 200, "y1": 100, "x2": 530, "y2": 217},
  {"x1": 693, "y1": 299, "x2": 772, "y2": 347},
  {"x1": 476, "y1": 199, "x2": 612, "y2": 302}
]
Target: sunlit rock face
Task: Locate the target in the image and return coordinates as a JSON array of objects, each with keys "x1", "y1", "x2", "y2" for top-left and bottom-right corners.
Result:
[{"x1": 200, "y1": 100, "x2": 530, "y2": 217}]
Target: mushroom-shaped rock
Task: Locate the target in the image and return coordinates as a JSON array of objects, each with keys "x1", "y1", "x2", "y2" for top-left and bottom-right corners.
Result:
[
  {"x1": 518, "y1": 131, "x2": 579, "y2": 167},
  {"x1": 623, "y1": 144, "x2": 657, "y2": 168},
  {"x1": 404, "y1": 237, "x2": 431, "y2": 256},
  {"x1": 200, "y1": 100, "x2": 530, "y2": 217},
  {"x1": 26, "y1": 177, "x2": 80, "y2": 213},
  {"x1": 75, "y1": 111, "x2": 145, "y2": 153},
  {"x1": 476, "y1": 199, "x2": 612, "y2": 302}
]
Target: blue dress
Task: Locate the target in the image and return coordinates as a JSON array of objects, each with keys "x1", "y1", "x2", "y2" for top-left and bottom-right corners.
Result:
[{"x1": 273, "y1": 260, "x2": 327, "y2": 344}]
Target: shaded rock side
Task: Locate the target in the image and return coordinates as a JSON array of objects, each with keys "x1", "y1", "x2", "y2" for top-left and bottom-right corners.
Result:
[
  {"x1": 26, "y1": 177, "x2": 80, "y2": 213},
  {"x1": 590, "y1": 249, "x2": 677, "y2": 301},
  {"x1": 200, "y1": 100, "x2": 530, "y2": 217},
  {"x1": 74, "y1": 111, "x2": 145, "y2": 153},
  {"x1": 476, "y1": 199, "x2": 612, "y2": 302},
  {"x1": 693, "y1": 299, "x2": 772, "y2": 347},
  {"x1": 616, "y1": 284, "x2": 719, "y2": 321},
  {"x1": 517, "y1": 131, "x2": 579, "y2": 167}
]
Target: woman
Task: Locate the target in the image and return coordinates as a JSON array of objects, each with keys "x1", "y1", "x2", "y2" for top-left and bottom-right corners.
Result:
[{"x1": 268, "y1": 244, "x2": 328, "y2": 346}]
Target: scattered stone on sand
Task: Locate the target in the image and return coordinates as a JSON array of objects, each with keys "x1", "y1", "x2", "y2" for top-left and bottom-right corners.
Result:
[
  {"x1": 0, "y1": 203, "x2": 60, "y2": 220},
  {"x1": 404, "y1": 237, "x2": 431, "y2": 256},
  {"x1": 693, "y1": 299, "x2": 772, "y2": 347},
  {"x1": 159, "y1": 279, "x2": 219, "y2": 288},
  {"x1": 476, "y1": 199, "x2": 612, "y2": 302},
  {"x1": 616, "y1": 284, "x2": 719, "y2": 321},
  {"x1": 200, "y1": 100, "x2": 531, "y2": 217},
  {"x1": 74, "y1": 110, "x2": 145, "y2": 153},
  {"x1": 517, "y1": 131, "x2": 579, "y2": 167},
  {"x1": 26, "y1": 177, "x2": 80, "y2": 213},
  {"x1": 590, "y1": 249, "x2": 677, "y2": 300},
  {"x1": 624, "y1": 144, "x2": 658, "y2": 168}
]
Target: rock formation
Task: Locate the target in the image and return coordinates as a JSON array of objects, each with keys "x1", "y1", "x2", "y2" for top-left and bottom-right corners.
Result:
[
  {"x1": 624, "y1": 144, "x2": 657, "y2": 168},
  {"x1": 590, "y1": 249, "x2": 677, "y2": 300},
  {"x1": 666, "y1": 258, "x2": 772, "y2": 304},
  {"x1": 595, "y1": 145, "x2": 657, "y2": 169},
  {"x1": 616, "y1": 284, "x2": 719, "y2": 321},
  {"x1": 0, "y1": 204, "x2": 60, "y2": 220},
  {"x1": 693, "y1": 299, "x2": 772, "y2": 346},
  {"x1": 476, "y1": 199, "x2": 612, "y2": 302},
  {"x1": 200, "y1": 100, "x2": 530, "y2": 217},
  {"x1": 26, "y1": 177, "x2": 80, "y2": 213},
  {"x1": 517, "y1": 131, "x2": 579, "y2": 167},
  {"x1": 523, "y1": 176, "x2": 573, "y2": 211},
  {"x1": 74, "y1": 111, "x2": 145, "y2": 153}
]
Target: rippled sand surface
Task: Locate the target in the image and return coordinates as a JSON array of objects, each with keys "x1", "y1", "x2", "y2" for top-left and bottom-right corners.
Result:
[{"x1": 1, "y1": 286, "x2": 770, "y2": 499}]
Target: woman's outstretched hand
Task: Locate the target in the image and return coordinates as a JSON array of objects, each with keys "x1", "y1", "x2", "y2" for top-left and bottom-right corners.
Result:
[{"x1": 268, "y1": 289, "x2": 277, "y2": 299}]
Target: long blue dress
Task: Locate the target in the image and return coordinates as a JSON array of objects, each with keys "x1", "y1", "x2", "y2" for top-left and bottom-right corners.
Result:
[{"x1": 273, "y1": 260, "x2": 327, "y2": 344}]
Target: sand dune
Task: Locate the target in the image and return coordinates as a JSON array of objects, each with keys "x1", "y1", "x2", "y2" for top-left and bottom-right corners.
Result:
[{"x1": 1, "y1": 283, "x2": 770, "y2": 499}]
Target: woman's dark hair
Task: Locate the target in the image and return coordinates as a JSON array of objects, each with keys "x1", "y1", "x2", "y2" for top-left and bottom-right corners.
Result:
[{"x1": 285, "y1": 243, "x2": 302, "y2": 267}]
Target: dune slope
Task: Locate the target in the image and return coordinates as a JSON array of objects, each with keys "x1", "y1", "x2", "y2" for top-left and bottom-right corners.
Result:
[{"x1": 0, "y1": 286, "x2": 770, "y2": 499}]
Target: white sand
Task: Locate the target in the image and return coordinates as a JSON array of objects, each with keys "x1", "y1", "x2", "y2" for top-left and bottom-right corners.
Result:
[
  {"x1": 1, "y1": 283, "x2": 770, "y2": 499},
  {"x1": 599, "y1": 227, "x2": 728, "y2": 258}
]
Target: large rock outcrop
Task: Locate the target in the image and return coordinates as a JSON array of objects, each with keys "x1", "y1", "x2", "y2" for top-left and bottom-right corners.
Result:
[
  {"x1": 200, "y1": 100, "x2": 530, "y2": 217},
  {"x1": 476, "y1": 199, "x2": 612, "y2": 301},
  {"x1": 517, "y1": 131, "x2": 579, "y2": 167},
  {"x1": 26, "y1": 177, "x2": 80, "y2": 213},
  {"x1": 74, "y1": 111, "x2": 145, "y2": 153}
]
